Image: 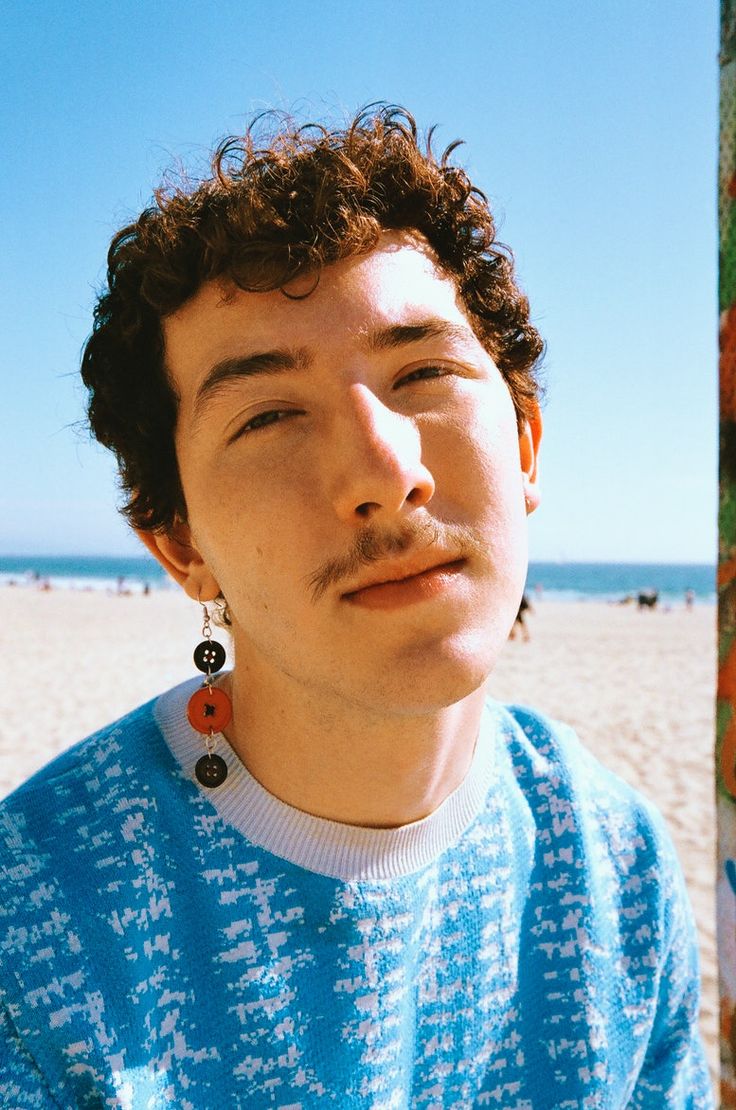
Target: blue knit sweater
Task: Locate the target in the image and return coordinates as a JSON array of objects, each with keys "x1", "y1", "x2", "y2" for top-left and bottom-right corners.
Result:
[{"x1": 0, "y1": 678, "x2": 713, "y2": 1107}]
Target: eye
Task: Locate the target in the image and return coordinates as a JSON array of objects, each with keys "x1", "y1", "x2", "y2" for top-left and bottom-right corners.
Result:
[
  {"x1": 227, "y1": 408, "x2": 301, "y2": 444},
  {"x1": 395, "y1": 363, "x2": 451, "y2": 388}
]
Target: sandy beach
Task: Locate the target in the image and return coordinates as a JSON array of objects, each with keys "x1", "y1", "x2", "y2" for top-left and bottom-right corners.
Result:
[{"x1": 0, "y1": 585, "x2": 719, "y2": 1091}]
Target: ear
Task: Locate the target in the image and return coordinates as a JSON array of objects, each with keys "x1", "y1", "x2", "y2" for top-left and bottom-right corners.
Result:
[
  {"x1": 136, "y1": 521, "x2": 222, "y2": 602},
  {"x1": 518, "y1": 404, "x2": 542, "y2": 515}
]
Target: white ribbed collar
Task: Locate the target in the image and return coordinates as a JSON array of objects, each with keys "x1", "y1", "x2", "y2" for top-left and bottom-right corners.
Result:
[{"x1": 154, "y1": 677, "x2": 499, "y2": 882}]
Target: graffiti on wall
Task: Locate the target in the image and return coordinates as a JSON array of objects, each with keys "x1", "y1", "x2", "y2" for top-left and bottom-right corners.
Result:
[{"x1": 719, "y1": 2, "x2": 736, "y2": 1104}]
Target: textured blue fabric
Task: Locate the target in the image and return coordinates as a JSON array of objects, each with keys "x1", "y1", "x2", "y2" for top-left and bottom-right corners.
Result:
[{"x1": 0, "y1": 690, "x2": 713, "y2": 1108}]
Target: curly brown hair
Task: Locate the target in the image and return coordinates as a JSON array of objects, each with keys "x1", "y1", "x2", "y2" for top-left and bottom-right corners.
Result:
[{"x1": 81, "y1": 104, "x2": 544, "y2": 533}]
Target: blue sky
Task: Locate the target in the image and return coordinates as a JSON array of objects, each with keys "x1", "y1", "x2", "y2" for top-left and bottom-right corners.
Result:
[{"x1": 0, "y1": 0, "x2": 717, "y2": 561}]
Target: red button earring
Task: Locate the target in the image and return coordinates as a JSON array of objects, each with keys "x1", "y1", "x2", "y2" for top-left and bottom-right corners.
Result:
[{"x1": 188, "y1": 600, "x2": 232, "y2": 787}]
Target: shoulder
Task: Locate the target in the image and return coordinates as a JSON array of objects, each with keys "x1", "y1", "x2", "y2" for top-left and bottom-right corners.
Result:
[
  {"x1": 0, "y1": 686, "x2": 185, "y2": 882},
  {"x1": 0, "y1": 684, "x2": 201, "y2": 1006},
  {"x1": 494, "y1": 699, "x2": 663, "y2": 824},
  {"x1": 2, "y1": 692, "x2": 159, "y2": 804},
  {"x1": 482, "y1": 713, "x2": 710, "y2": 1102},
  {"x1": 489, "y1": 700, "x2": 685, "y2": 923}
]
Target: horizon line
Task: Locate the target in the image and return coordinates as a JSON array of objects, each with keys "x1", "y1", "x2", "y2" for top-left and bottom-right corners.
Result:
[{"x1": 0, "y1": 552, "x2": 718, "y2": 568}]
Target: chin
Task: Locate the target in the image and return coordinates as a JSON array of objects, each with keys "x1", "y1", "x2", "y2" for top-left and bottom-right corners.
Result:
[
  {"x1": 366, "y1": 675, "x2": 490, "y2": 718},
  {"x1": 362, "y1": 633, "x2": 503, "y2": 716}
]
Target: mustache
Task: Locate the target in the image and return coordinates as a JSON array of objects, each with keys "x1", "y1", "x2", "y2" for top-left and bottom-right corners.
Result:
[{"x1": 306, "y1": 517, "x2": 487, "y2": 603}]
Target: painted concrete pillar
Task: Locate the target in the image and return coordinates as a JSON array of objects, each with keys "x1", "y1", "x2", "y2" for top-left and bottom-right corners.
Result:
[{"x1": 719, "y1": 3, "x2": 736, "y2": 1103}]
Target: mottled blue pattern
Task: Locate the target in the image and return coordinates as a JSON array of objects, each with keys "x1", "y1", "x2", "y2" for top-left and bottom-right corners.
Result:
[{"x1": 0, "y1": 691, "x2": 713, "y2": 1107}]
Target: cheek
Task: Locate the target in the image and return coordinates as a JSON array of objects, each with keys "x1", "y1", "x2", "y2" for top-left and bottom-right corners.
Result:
[
  {"x1": 183, "y1": 469, "x2": 317, "y2": 616},
  {"x1": 181, "y1": 429, "x2": 300, "y2": 542},
  {"x1": 429, "y1": 399, "x2": 523, "y2": 509}
]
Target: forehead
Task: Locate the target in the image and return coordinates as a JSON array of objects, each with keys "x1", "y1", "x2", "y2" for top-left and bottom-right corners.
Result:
[{"x1": 162, "y1": 236, "x2": 474, "y2": 387}]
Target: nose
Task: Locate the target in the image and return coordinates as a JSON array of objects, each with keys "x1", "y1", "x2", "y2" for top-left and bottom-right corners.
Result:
[{"x1": 329, "y1": 384, "x2": 435, "y2": 525}]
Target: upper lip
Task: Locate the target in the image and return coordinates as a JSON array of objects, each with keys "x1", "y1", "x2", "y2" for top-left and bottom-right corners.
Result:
[{"x1": 341, "y1": 551, "x2": 465, "y2": 596}]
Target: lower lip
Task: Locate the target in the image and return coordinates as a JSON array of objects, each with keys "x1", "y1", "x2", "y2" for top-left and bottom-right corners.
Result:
[{"x1": 343, "y1": 561, "x2": 466, "y2": 611}]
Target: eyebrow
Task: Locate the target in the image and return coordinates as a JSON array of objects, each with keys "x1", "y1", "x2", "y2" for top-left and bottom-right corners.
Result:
[
  {"x1": 191, "y1": 316, "x2": 476, "y2": 421},
  {"x1": 366, "y1": 318, "x2": 477, "y2": 352},
  {"x1": 193, "y1": 347, "x2": 311, "y2": 420}
]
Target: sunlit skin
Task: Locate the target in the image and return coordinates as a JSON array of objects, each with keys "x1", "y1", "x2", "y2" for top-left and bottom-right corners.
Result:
[{"x1": 140, "y1": 234, "x2": 541, "y2": 827}]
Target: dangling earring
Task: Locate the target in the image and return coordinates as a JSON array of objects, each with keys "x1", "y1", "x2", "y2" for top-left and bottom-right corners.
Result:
[{"x1": 187, "y1": 600, "x2": 232, "y2": 787}]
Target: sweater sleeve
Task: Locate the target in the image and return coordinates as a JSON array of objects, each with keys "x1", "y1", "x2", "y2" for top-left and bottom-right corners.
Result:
[
  {"x1": 628, "y1": 850, "x2": 714, "y2": 1109},
  {"x1": 0, "y1": 1003, "x2": 60, "y2": 1109}
]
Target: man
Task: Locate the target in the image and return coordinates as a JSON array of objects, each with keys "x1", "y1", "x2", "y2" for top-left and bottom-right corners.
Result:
[{"x1": 0, "y1": 107, "x2": 712, "y2": 1107}]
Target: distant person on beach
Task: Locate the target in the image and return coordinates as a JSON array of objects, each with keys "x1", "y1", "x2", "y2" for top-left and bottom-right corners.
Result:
[
  {"x1": 509, "y1": 591, "x2": 532, "y2": 641},
  {"x1": 686, "y1": 587, "x2": 695, "y2": 610},
  {"x1": 638, "y1": 588, "x2": 659, "y2": 610},
  {"x1": 0, "y1": 107, "x2": 712, "y2": 1107}
]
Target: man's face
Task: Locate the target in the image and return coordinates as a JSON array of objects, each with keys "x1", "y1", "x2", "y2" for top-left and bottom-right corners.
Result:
[{"x1": 158, "y1": 235, "x2": 540, "y2": 716}]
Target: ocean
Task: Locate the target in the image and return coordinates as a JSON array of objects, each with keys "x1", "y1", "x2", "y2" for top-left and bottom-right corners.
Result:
[{"x1": 0, "y1": 555, "x2": 716, "y2": 605}]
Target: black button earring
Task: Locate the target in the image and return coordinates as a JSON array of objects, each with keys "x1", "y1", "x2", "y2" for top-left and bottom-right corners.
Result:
[{"x1": 187, "y1": 599, "x2": 231, "y2": 787}]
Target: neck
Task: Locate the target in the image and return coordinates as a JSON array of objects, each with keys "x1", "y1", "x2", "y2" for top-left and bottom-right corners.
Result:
[{"x1": 221, "y1": 665, "x2": 488, "y2": 828}]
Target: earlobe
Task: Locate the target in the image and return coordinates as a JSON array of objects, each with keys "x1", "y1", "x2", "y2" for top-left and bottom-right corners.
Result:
[
  {"x1": 519, "y1": 405, "x2": 543, "y2": 515},
  {"x1": 136, "y1": 522, "x2": 221, "y2": 601}
]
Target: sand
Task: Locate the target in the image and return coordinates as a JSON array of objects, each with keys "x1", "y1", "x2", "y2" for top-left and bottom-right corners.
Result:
[{"x1": 0, "y1": 585, "x2": 719, "y2": 1090}]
